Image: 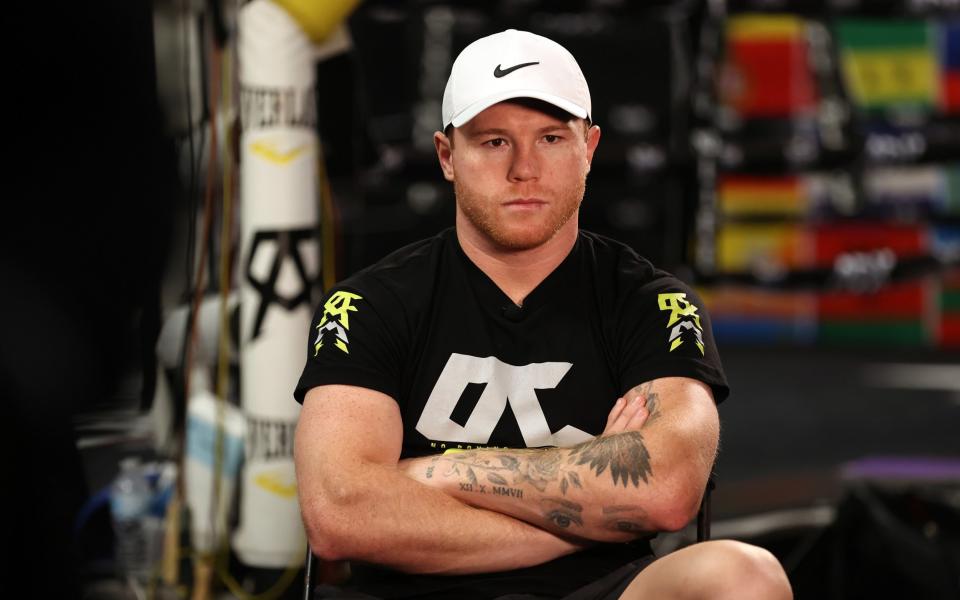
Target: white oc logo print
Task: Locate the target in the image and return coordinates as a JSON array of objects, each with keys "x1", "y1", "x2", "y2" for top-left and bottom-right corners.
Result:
[{"x1": 416, "y1": 353, "x2": 594, "y2": 448}]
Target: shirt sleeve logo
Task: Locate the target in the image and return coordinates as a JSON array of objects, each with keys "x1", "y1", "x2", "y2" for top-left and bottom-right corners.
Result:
[
  {"x1": 314, "y1": 291, "x2": 362, "y2": 355},
  {"x1": 657, "y1": 292, "x2": 704, "y2": 356}
]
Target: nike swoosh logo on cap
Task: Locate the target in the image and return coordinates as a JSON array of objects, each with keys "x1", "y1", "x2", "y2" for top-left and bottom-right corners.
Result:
[{"x1": 494, "y1": 61, "x2": 540, "y2": 78}]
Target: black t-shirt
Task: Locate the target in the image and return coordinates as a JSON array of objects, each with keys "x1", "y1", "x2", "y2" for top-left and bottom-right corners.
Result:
[{"x1": 294, "y1": 228, "x2": 729, "y2": 599}]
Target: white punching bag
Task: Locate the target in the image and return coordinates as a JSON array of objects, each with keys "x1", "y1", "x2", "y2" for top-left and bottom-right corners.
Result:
[{"x1": 234, "y1": 0, "x2": 319, "y2": 568}]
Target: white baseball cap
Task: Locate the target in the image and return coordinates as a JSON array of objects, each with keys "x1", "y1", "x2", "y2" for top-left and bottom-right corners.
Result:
[{"x1": 441, "y1": 29, "x2": 591, "y2": 130}]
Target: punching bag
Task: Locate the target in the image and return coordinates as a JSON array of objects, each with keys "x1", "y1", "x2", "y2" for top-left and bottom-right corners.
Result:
[{"x1": 234, "y1": 0, "x2": 319, "y2": 568}]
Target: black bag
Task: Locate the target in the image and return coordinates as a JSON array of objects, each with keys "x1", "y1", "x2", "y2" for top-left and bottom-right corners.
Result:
[{"x1": 789, "y1": 482, "x2": 960, "y2": 600}]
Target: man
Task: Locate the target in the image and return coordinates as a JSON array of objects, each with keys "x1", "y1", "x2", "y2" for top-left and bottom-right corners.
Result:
[{"x1": 294, "y1": 29, "x2": 792, "y2": 599}]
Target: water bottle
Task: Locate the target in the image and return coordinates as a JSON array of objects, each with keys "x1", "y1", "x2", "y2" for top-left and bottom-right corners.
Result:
[{"x1": 110, "y1": 457, "x2": 152, "y2": 581}]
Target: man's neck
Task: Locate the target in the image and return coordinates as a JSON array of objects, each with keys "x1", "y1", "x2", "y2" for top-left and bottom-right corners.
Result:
[{"x1": 456, "y1": 218, "x2": 578, "y2": 307}]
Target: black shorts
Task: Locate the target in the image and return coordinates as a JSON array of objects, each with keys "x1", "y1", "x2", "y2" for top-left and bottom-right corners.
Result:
[{"x1": 311, "y1": 556, "x2": 656, "y2": 600}]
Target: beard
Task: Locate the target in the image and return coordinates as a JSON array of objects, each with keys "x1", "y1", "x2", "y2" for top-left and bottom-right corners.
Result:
[{"x1": 454, "y1": 176, "x2": 587, "y2": 251}]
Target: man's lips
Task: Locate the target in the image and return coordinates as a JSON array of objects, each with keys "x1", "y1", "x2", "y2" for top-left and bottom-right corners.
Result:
[{"x1": 503, "y1": 198, "x2": 546, "y2": 208}]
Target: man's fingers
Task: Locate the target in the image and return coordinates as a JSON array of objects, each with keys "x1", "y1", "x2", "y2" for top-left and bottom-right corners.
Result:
[
  {"x1": 605, "y1": 394, "x2": 648, "y2": 433},
  {"x1": 619, "y1": 395, "x2": 646, "y2": 423},
  {"x1": 625, "y1": 405, "x2": 650, "y2": 430},
  {"x1": 629, "y1": 392, "x2": 647, "y2": 407},
  {"x1": 605, "y1": 397, "x2": 626, "y2": 429}
]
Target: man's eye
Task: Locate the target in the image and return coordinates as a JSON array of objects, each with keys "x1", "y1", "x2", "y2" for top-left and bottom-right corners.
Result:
[
  {"x1": 543, "y1": 134, "x2": 561, "y2": 143},
  {"x1": 486, "y1": 138, "x2": 506, "y2": 148},
  {"x1": 546, "y1": 510, "x2": 583, "y2": 529}
]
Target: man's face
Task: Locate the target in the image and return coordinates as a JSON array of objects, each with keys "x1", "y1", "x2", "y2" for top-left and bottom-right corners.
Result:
[{"x1": 435, "y1": 100, "x2": 601, "y2": 251}]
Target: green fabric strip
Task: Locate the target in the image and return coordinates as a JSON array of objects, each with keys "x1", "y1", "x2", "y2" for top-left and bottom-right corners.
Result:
[
  {"x1": 835, "y1": 19, "x2": 929, "y2": 50},
  {"x1": 819, "y1": 320, "x2": 928, "y2": 345}
]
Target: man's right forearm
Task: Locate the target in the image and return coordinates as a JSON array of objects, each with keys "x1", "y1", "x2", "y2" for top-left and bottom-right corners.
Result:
[{"x1": 302, "y1": 458, "x2": 585, "y2": 575}]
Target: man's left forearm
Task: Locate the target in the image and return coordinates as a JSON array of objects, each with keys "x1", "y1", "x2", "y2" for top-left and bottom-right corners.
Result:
[
  {"x1": 404, "y1": 431, "x2": 658, "y2": 541},
  {"x1": 402, "y1": 378, "x2": 720, "y2": 542}
]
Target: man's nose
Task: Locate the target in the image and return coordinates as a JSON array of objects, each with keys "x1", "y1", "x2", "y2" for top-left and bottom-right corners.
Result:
[{"x1": 507, "y1": 142, "x2": 540, "y2": 182}]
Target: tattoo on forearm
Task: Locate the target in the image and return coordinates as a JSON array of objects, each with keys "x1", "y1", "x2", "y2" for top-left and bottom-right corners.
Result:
[
  {"x1": 568, "y1": 432, "x2": 653, "y2": 487},
  {"x1": 487, "y1": 471, "x2": 507, "y2": 485},
  {"x1": 609, "y1": 520, "x2": 647, "y2": 533},
  {"x1": 541, "y1": 497, "x2": 584, "y2": 529},
  {"x1": 601, "y1": 504, "x2": 650, "y2": 534},
  {"x1": 436, "y1": 449, "x2": 584, "y2": 496},
  {"x1": 491, "y1": 485, "x2": 523, "y2": 498},
  {"x1": 635, "y1": 382, "x2": 662, "y2": 429},
  {"x1": 602, "y1": 505, "x2": 645, "y2": 515},
  {"x1": 428, "y1": 428, "x2": 653, "y2": 504},
  {"x1": 456, "y1": 480, "x2": 524, "y2": 498}
]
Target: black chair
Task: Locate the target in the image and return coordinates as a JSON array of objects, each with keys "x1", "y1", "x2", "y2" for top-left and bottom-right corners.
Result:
[
  {"x1": 697, "y1": 477, "x2": 715, "y2": 543},
  {"x1": 303, "y1": 544, "x2": 320, "y2": 600},
  {"x1": 302, "y1": 478, "x2": 716, "y2": 599}
]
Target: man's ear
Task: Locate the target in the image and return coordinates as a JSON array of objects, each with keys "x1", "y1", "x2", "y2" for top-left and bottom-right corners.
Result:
[
  {"x1": 434, "y1": 131, "x2": 455, "y2": 182},
  {"x1": 585, "y1": 124, "x2": 601, "y2": 174}
]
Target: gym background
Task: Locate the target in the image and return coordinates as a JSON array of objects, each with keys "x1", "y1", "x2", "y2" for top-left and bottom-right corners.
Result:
[{"x1": 4, "y1": 1, "x2": 958, "y2": 599}]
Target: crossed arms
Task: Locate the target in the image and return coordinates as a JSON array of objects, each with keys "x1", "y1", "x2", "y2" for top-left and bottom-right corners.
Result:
[{"x1": 294, "y1": 377, "x2": 718, "y2": 575}]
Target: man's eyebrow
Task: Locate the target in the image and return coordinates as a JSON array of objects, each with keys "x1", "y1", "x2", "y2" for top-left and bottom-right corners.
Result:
[
  {"x1": 465, "y1": 124, "x2": 574, "y2": 138},
  {"x1": 464, "y1": 128, "x2": 511, "y2": 138},
  {"x1": 537, "y1": 124, "x2": 573, "y2": 134}
]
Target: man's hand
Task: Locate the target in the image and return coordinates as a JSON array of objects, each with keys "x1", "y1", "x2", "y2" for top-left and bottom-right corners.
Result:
[{"x1": 602, "y1": 391, "x2": 652, "y2": 435}]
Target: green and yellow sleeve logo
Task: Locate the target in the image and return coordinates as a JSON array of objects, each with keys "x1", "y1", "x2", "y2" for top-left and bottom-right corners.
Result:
[
  {"x1": 657, "y1": 292, "x2": 705, "y2": 355},
  {"x1": 313, "y1": 291, "x2": 363, "y2": 355}
]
